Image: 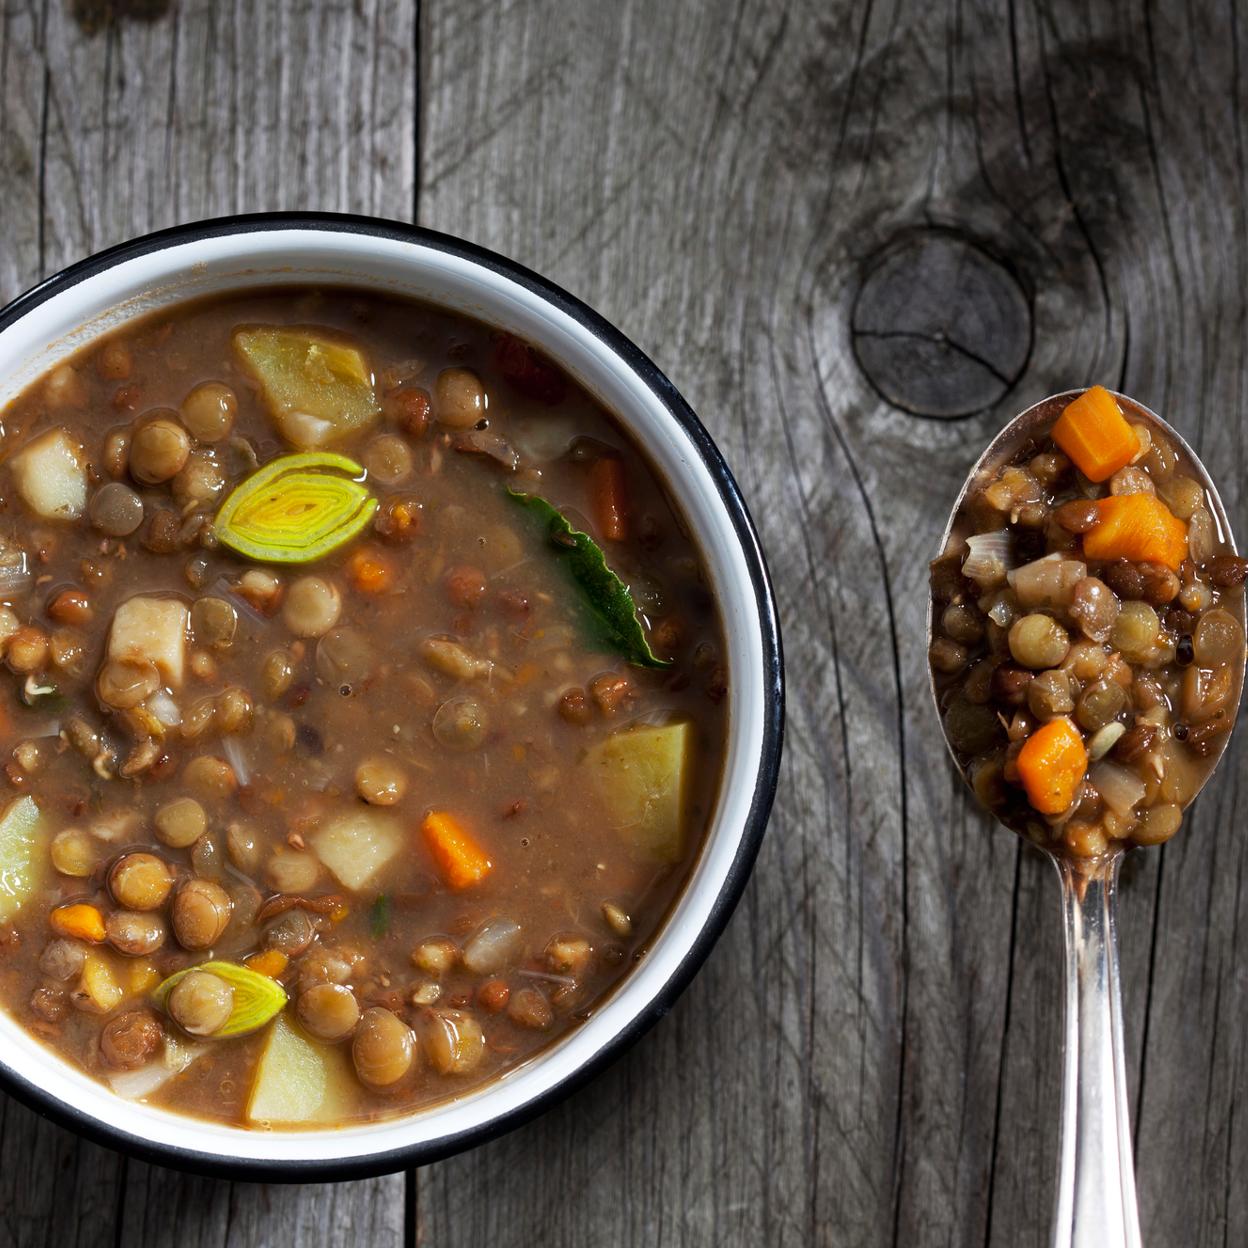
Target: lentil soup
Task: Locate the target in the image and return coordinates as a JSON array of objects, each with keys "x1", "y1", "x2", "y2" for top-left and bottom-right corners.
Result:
[
  {"x1": 0, "y1": 287, "x2": 728, "y2": 1128},
  {"x1": 930, "y1": 386, "x2": 1245, "y2": 859}
]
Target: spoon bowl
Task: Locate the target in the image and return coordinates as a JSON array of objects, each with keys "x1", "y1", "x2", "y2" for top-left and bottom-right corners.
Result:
[
  {"x1": 929, "y1": 388, "x2": 1245, "y2": 824},
  {"x1": 928, "y1": 388, "x2": 1245, "y2": 1248}
]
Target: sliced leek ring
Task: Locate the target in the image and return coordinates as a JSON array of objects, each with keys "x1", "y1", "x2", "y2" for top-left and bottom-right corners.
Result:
[
  {"x1": 153, "y1": 960, "x2": 287, "y2": 1038},
  {"x1": 214, "y1": 452, "x2": 377, "y2": 564}
]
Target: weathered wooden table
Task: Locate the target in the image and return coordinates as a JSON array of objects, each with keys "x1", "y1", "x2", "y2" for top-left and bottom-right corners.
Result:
[{"x1": 1, "y1": 1, "x2": 1245, "y2": 1243}]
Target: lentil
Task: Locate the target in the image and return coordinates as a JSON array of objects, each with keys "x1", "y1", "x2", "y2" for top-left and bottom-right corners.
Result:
[
  {"x1": 353, "y1": 1007, "x2": 416, "y2": 1088},
  {"x1": 109, "y1": 853, "x2": 173, "y2": 911},
  {"x1": 1008, "y1": 614, "x2": 1070, "y2": 669},
  {"x1": 168, "y1": 971, "x2": 234, "y2": 1036},
  {"x1": 100, "y1": 1010, "x2": 162, "y2": 1070}
]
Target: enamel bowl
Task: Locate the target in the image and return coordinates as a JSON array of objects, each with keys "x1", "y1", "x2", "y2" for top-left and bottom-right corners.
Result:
[{"x1": 0, "y1": 214, "x2": 783, "y2": 1178}]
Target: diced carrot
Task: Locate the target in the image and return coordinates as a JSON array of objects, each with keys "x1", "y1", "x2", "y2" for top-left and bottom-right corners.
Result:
[
  {"x1": 590, "y1": 456, "x2": 629, "y2": 542},
  {"x1": 1016, "y1": 717, "x2": 1088, "y2": 815},
  {"x1": 1050, "y1": 386, "x2": 1140, "y2": 482},
  {"x1": 1082, "y1": 493, "x2": 1188, "y2": 571},
  {"x1": 348, "y1": 546, "x2": 395, "y2": 594},
  {"x1": 244, "y1": 949, "x2": 289, "y2": 979},
  {"x1": 49, "y1": 902, "x2": 106, "y2": 944},
  {"x1": 421, "y1": 810, "x2": 493, "y2": 890}
]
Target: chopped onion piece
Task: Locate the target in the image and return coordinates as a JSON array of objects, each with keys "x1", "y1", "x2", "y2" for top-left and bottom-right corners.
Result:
[
  {"x1": 91, "y1": 810, "x2": 140, "y2": 842},
  {"x1": 509, "y1": 415, "x2": 580, "y2": 464},
  {"x1": 986, "y1": 593, "x2": 1016, "y2": 628},
  {"x1": 210, "y1": 578, "x2": 267, "y2": 629},
  {"x1": 1007, "y1": 555, "x2": 1087, "y2": 608},
  {"x1": 462, "y1": 918, "x2": 523, "y2": 975},
  {"x1": 147, "y1": 689, "x2": 181, "y2": 728},
  {"x1": 1089, "y1": 759, "x2": 1145, "y2": 816},
  {"x1": 517, "y1": 968, "x2": 577, "y2": 988},
  {"x1": 1087, "y1": 722, "x2": 1126, "y2": 761},
  {"x1": 109, "y1": 1037, "x2": 202, "y2": 1100},
  {"x1": 221, "y1": 735, "x2": 251, "y2": 787},
  {"x1": 962, "y1": 531, "x2": 1012, "y2": 588},
  {"x1": 0, "y1": 551, "x2": 33, "y2": 597},
  {"x1": 454, "y1": 428, "x2": 519, "y2": 471}
]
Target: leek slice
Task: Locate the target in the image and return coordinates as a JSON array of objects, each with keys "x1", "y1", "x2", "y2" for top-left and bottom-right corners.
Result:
[
  {"x1": 153, "y1": 960, "x2": 287, "y2": 1037},
  {"x1": 214, "y1": 452, "x2": 377, "y2": 564}
]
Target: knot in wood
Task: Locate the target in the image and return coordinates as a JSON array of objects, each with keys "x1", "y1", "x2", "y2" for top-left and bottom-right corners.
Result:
[{"x1": 851, "y1": 230, "x2": 1031, "y2": 419}]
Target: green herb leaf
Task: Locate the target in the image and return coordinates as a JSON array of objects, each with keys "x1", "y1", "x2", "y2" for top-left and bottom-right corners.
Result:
[
  {"x1": 369, "y1": 893, "x2": 391, "y2": 939},
  {"x1": 214, "y1": 452, "x2": 377, "y2": 564},
  {"x1": 507, "y1": 488, "x2": 671, "y2": 668}
]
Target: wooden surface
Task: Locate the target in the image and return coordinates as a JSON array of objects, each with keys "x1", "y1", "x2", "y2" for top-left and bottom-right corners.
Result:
[{"x1": 1, "y1": 0, "x2": 1246, "y2": 1243}]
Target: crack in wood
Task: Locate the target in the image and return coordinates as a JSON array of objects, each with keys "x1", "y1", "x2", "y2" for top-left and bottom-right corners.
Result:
[{"x1": 851, "y1": 229, "x2": 1032, "y2": 419}]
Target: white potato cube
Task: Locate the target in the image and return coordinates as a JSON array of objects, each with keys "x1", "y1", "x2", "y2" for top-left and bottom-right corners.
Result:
[
  {"x1": 234, "y1": 327, "x2": 381, "y2": 449},
  {"x1": 311, "y1": 810, "x2": 401, "y2": 892},
  {"x1": 108, "y1": 596, "x2": 189, "y2": 687},
  {"x1": 584, "y1": 721, "x2": 692, "y2": 863},
  {"x1": 247, "y1": 1015, "x2": 355, "y2": 1125},
  {"x1": 10, "y1": 427, "x2": 86, "y2": 520}
]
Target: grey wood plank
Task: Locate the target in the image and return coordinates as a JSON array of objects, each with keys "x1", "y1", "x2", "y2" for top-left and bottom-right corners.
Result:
[
  {"x1": 116, "y1": 1167, "x2": 408, "y2": 1248},
  {"x1": 0, "y1": 1, "x2": 415, "y2": 1244},
  {"x1": 0, "y1": 0, "x2": 46, "y2": 301},
  {"x1": 15, "y1": 0, "x2": 417, "y2": 304},
  {"x1": 0, "y1": 1098, "x2": 124, "y2": 1248}
]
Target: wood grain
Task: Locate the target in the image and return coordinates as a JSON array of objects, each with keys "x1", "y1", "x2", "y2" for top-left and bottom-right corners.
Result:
[{"x1": 3, "y1": 0, "x2": 1248, "y2": 1244}]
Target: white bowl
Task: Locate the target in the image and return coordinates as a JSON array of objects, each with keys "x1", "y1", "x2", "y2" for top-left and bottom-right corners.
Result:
[{"x1": 0, "y1": 214, "x2": 783, "y2": 1178}]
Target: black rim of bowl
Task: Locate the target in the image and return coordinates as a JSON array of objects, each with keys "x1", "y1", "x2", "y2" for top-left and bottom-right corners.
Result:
[{"x1": 0, "y1": 211, "x2": 785, "y2": 1181}]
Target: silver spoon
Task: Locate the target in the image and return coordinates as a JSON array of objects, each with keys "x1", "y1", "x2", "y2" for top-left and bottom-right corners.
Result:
[{"x1": 928, "y1": 390, "x2": 1245, "y2": 1248}]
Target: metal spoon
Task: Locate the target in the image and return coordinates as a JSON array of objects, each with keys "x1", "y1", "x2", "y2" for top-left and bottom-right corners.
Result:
[{"x1": 928, "y1": 390, "x2": 1245, "y2": 1248}]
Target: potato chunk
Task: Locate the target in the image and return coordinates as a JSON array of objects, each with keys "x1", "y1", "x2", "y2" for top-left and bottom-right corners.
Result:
[
  {"x1": 311, "y1": 810, "x2": 401, "y2": 891},
  {"x1": 78, "y1": 952, "x2": 125, "y2": 1012},
  {"x1": 0, "y1": 796, "x2": 45, "y2": 924},
  {"x1": 10, "y1": 427, "x2": 87, "y2": 520},
  {"x1": 584, "y1": 721, "x2": 692, "y2": 863},
  {"x1": 234, "y1": 327, "x2": 381, "y2": 449},
  {"x1": 108, "y1": 596, "x2": 188, "y2": 687},
  {"x1": 247, "y1": 1014, "x2": 354, "y2": 1125}
]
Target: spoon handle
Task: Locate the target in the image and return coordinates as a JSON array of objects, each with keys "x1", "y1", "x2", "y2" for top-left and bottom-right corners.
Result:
[{"x1": 1052, "y1": 854, "x2": 1143, "y2": 1248}]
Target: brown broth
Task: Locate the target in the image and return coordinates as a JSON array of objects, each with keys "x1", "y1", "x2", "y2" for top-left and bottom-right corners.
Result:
[{"x1": 0, "y1": 288, "x2": 728, "y2": 1127}]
